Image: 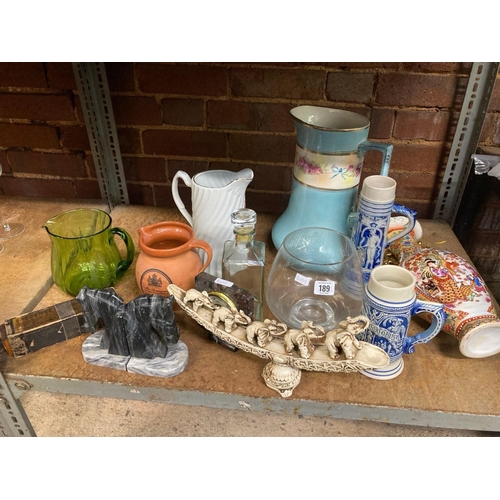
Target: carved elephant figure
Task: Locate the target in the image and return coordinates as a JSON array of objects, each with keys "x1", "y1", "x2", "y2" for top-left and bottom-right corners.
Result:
[
  {"x1": 284, "y1": 328, "x2": 315, "y2": 359},
  {"x1": 325, "y1": 330, "x2": 362, "y2": 359},
  {"x1": 212, "y1": 307, "x2": 251, "y2": 333},
  {"x1": 246, "y1": 321, "x2": 272, "y2": 347},
  {"x1": 183, "y1": 289, "x2": 214, "y2": 312},
  {"x1": 246, "y1": 319, "x2": 286, "y2": 347},
  {"x1": 325, "y1": 316, "x2": 367, "y2": 360}
]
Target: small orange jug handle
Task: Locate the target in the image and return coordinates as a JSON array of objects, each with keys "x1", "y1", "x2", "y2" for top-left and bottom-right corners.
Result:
[{"x1": 188, "y1": 238, "x2": 213, "y2": 272}]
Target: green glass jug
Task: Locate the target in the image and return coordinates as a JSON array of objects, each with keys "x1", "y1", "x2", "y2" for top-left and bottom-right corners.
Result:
[{"x1": 43, "y1": 208, "x2": 135, "y2": 296}]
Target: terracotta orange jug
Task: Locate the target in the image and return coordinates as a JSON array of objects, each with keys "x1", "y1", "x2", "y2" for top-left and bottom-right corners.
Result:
[{"x1": 136, "y1": 221, "x2": 213, "y2": 296}]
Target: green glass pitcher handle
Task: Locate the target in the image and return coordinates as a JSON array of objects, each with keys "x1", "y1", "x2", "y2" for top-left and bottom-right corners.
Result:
[{"x1": 110, "y1": 227, "x2": 135, "y2": 278}]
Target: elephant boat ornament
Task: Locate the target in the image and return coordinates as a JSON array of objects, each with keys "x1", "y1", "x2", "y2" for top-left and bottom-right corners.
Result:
[{"x1": 168, "y1": 284, "x2": 390, "y2": 397}]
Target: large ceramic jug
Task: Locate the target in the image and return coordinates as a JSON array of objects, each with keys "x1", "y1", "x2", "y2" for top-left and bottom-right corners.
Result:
[
  {"x1": 172, "y1": 168, "x2": 253, "y2": 277},
  {"x1": 43, "y1": 208, "x2": 135, "y2": 296},
  {"x1": 272, "y1": 106, "x2": 393, "y2": 249}
]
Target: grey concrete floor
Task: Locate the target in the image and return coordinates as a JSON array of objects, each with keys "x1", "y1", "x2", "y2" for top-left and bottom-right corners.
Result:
[{"x1": 19, "y1": 391, "x2": 495, "y2": 437}]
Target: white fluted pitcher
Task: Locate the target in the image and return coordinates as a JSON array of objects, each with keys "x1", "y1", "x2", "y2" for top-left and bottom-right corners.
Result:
[{"x1": 172, "y1": 168, "x2": 254, "y2": 277}]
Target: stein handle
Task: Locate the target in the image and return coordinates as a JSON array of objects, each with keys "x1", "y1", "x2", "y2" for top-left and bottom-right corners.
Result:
[
  {"x1": 110, "y1": 227, "x2": 135, "y2": 279},
  {"x1": 347, "y1": 211, "x2": 358, "y2": 232},
  {"x1": 359, "y1": 141, "x2": 393, "y2": 176},
  {"x1": 188, "y1": 237, "x2": 213, "y2": 273},
  {"x1": 403, "y1": 300, "x2": 446, "y2": 354},
  {"x1": 385, "y1": 205, "x2": 417, "y2": 246},
  {"x1": 172, "y1": 170, "x2": 194, "y2": 227}
]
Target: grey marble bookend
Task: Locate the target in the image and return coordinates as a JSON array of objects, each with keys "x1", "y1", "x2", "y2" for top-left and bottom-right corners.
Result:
[
  {"x1": 82, "y1": 330, "x2": 189, "y2": 378},
  {"x1": 77, "y1": 287, "x2": 187, "y2": 378}
]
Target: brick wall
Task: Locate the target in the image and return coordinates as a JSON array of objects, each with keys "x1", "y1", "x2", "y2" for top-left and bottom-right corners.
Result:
[{"x1": 1, "y1": 62, "x2": 499, "y2": 219}]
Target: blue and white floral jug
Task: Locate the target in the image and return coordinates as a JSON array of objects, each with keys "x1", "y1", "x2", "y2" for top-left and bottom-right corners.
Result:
[{"x1": 272, "y1": 106, "x2": 393, "y2": 249}]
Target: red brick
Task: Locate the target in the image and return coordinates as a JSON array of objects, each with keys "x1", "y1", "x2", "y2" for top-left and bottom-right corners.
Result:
[
  {"x1": 105, "y1": 63, "x2": 135, "y2": 91},
  {"x1": 111, "y1": 96, "x2": 162, "y2": 126},
  {"x1": 60, "y1": 125, "x2": 90, "y2": 151},
  {"x1": 143, "y1": 130, "x2": 226, "y2": 158},
  {"x1": 467, "y1": 232, "x2": 500, "y2": 258},
  {"x1": 207, "y1": 101, "x2": 294, "y2": 132},
  {"x1": 0, "y1": 93, "x2": 75, "y2": 121},
  {"x1": 75, "y1": 178, "x2": 102, "y2": 199},
  {"x1": 363, "y1": 143, "x2": 444, "y2": 174},
  {"x1": 326, "y1": 72, "x2": 375, "y2": 103},
  {"x1": 377, "y1": 73, "x2": 458, "y2": 107},
  {"x1": 0, "y1": 123, "x2": 59, "y2": 149},
  {"x1": 137, "y1": 63, "x2": 227, "y2": 96},
  {"x1": 118, "y1": 128, "x2": 142, "y2": 154},
  {"x1": 245, "y1": 191, "x2": 290, "y2": 214},
  {"x1": 477, "y1": 205, "x2": 500, "y2": 231},
  {"x1": 326, "y1": 105, "x2": 371, "y2": 118},
  {"x1": 162, "y1": 98, "x2": 204, "y2": 126},
  {"x1": 85, "y1": 153, "x2": 96, "y2": 177},
  {"x1": 167, "y1": 160, "x2": 208, "y2": 181},
  {"x1": 488, "y1": 78, "x2": 500, "y2": 111},
  {"x1": 126, "y1": 183, "x2": 155, "y2": 205},
  {"x1": 46, "y1": 62, "x2": 77, "y2": 90},
  {"x1": 122, "y1": 156, "x2": 167, "y2": 182},
  {"x1": 398, "y1": 200, "x2": 434, "y2": 219},
  {"x1": 0, "y1": 176, "x2": 75, "y2": 198},
  {"x1": 468, "y1": 257, "x2": 499, "y2": 278},
  {"x1": 230, "y1": 68, "x2": 325, "y2": 99},
  {"x1": 492, "y1": 115, "x2": 500, "y2": 145},
  {"x1": 228, "y1": 133, "x2": 296, "y2": 163},
  {"x1": 327, "y1": 63, "x2": 400, "y2": 69},
  {"x1": 209, "y1": 161, "x2": 292, "y2": 191},
  {"x1": 394, "y1": 110, "x2": 450, "y2": 141},
  {"x1": 369, "y1": 108, "x2": 395, "y2": 139},
  {"x1": 0, "y1": 63, "x2": 46, "y2": 88},
  {"x1": 401, "y1": 62, "x2": 467, "y2": 73},
  {"x1": 74, "y1": 96, "x2": 86, "y2": 124},
  {"x1": 389, "y1": 171, "x2": 440, "y2": 201},
  {"x1": 7, "y1": 151, "x2": 85, "y2": 177},
  {"x1": 0, "y1": 150, "x2": 10, "y2": 174},
  {"x1": 479, "y1": 113, "x2": 496, "y2": 143},
  {"x1": 154, "y1": 184, "x2": 178, "y2": 208}
]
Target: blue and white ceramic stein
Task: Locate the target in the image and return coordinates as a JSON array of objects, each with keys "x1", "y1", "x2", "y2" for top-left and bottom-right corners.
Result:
[
  {"x1": 351, "y1": 175, "x2": 417, "y2": 283},
  {"x1": 271, "y1": 106, "x2": 393, "y2": 249},
  {"x1": 358, "y1": 264, "x2": 446, "y2": 380}
]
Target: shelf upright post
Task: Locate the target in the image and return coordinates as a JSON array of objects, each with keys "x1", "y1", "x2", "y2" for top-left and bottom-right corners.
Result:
[
  {"x1": 72, "y1": 63, "x2": 129, "y2": 210},
  {"x1": 0, "y1": 371, "x2": 36, "y2": 437},
  {"x1": 434, "y1": 62, "x2": 499, "y2": 225}
]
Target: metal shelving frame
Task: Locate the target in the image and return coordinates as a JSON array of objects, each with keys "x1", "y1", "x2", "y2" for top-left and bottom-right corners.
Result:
[{"x1": 1, "y1": 62, "x2": 498, "y2": 437}]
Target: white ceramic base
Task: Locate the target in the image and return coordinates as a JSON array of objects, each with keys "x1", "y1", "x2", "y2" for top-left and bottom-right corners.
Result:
[
  {"x1": 359, "y1": 358, "x2": 404, "y2": 380},
  {"x1": 460, "y1": 323, "x2": 500, "y2": 358}
]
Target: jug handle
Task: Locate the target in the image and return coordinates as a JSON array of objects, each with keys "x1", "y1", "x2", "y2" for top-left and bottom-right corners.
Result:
[
  {"x1": 111, "y1": 227, "x2": 135, "y2": 279},
  {"x1": 359, "y1": 141, "x2": 393, "y2": 176},
  {"x1": 404, "y1": 300, "x2": 446, "y2": 354},
  {"x1": 385, "y1": 205, "x2": 417, "y2": 246},
  {"x1": 188, "y1": 237, "x2": 213, "y2": 273},
  {"x1": 172, "y1": 171, "x2": 194, "y2": 226}
]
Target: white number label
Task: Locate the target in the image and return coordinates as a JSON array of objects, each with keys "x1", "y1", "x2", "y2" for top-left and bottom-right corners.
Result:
[
  {"x1": 294, "y1": 273, "x2": 312, "y2": 286},
  {"x1": 214, "y1": 278, "x2": 234, "y2": 287},
  {"x1": 314, "y1": 280, "x2": 335, "y2": 295}
]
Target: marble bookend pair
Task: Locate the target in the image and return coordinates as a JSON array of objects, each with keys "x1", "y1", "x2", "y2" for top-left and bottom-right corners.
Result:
[
  {"x1": 77, "y1": 287, "x2": 188, "y2": 378},
  {"x1": 82, "y1": 330, "x2": 188, "y2": 378}
]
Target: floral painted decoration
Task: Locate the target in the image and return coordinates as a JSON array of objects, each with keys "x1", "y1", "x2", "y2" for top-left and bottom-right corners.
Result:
[{"x1": 296, "y1": 154, "x2": 362, "y2": 179}]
